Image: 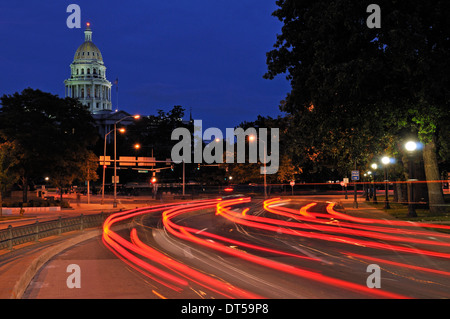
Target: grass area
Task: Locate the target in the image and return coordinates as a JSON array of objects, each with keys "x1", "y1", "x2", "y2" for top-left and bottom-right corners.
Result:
[{"x1": 366, "y1": 194, "x2": 450, "y2": 223}]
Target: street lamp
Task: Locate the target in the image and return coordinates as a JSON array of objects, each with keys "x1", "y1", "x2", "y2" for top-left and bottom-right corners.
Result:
[
  {"x1": 405, "y1": 141, "x2": 418, "y2": 217},
  {"x1": 249, "y1": 135, "x2": 267, "y2": 198},
  {"x1": 381, "y1": 156, "x2": 391, "y2": 209},
  {"x1": 365, "y1": 172, "x2": 371, "y2": 201},
  {"x1": 101, "y1": 127, "x2": 126, "y2": 205},
  {"x1": 113, "y1": 115, "x2": 140, "y2": 208},
  {"x1": 371, "y1": 163, "x2": 378, "y2": 203}
]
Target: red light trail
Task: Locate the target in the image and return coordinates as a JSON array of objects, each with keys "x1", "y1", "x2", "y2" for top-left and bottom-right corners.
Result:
[{"x1": 102, "y1": 197, "x2": 450, "y2": 299}]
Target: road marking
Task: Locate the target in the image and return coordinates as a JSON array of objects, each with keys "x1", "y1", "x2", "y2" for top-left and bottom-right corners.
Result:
[
  {"x1": 152, "y1": 290, "x2": 167, "y2": 299},
  {"x1": 196, "y1": 228, "x2": 208, "y2": 234}
]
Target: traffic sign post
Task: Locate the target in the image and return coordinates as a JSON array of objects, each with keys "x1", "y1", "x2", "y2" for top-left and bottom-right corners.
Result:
[
  {"x1": 351, "y1": 170, "x2": 359, "y2": 208},
  {"x1": 342, "y1": 178, "x2": 349, "y2": 199},
  {"x1": 290, "y1": 180, "x2": 295, "y2": 195}
]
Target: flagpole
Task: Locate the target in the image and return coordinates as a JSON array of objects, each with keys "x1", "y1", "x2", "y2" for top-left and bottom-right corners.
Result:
[{"x1": 115, "y1": 77, "x2": 119, "y2": 112}]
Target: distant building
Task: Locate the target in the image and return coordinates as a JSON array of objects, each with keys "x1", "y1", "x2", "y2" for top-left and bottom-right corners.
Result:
[
  {"x1": 64, "y1": 24, "x2": 193, "y2": 142},
  {"x1": 64, "y1": 23, "x2": 113, "y2": 114},
  {"x1": 64, "y1": 23, "x2": 135, "y2": 139}
]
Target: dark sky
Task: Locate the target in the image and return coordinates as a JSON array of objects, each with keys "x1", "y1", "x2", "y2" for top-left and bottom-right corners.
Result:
[{"x1": 0, "y1": 0, "x2": 290, "y2": 131}]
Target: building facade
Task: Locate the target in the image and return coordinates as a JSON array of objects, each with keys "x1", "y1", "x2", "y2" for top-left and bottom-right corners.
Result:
[{"x1": 64, "y1": 23, "x2": 113, "y2": 114}]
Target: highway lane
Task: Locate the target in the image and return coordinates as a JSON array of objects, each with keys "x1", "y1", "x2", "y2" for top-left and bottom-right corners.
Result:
[{"x1": 23, "y1": 197, "x2": 450, "y2": 298}]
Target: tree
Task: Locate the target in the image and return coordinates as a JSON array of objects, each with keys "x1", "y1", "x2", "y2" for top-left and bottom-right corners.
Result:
[
  {"x1": 0, "y1": 88, "x2": 98, "y2": 202},
  {"x1": 265, "y1": 0, "x2": 449, "y2": 214},
  {"x1": 0, "y1": 141, "x2": 20, "y2": 216}
]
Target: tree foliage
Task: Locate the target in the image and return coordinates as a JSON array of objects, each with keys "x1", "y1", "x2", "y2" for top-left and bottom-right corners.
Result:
[
  {"x1": 0, "y1": 88, "x2": 98, "y2": 202},
  {"x1": 264, "y1": 0, "x2": 450, "y2": 214}
]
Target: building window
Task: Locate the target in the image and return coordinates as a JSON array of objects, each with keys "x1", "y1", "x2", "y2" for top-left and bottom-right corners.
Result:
[
  {"x1": 81, "y1": 69, "x2": 84, "y2": 75},
  {"x1": 87, "y1": 68, "x2": 90, "y2": 74}
]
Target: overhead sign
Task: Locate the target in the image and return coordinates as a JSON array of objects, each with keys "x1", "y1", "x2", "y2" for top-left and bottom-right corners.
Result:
[
  {"x1": 351, "y1": 170, "x2": 360, "y2": 181},
  {"x1": 120, "y1": 156, "x2": 136, "y2": 166},
  {"x1": 99, "y1": 156, "x2": 111, "y2": 166},
  {"x1": 138, "y1": 157, "x2": 155, "y2": 167}
]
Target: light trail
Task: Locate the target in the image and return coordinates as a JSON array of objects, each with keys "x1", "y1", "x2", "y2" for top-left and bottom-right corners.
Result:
[
  {"x1": 102, "y1": 197, "x2": 450, "y2": 299},
  {"x1": 102, "y1": 199, "x2": 263, "y2": 298}
]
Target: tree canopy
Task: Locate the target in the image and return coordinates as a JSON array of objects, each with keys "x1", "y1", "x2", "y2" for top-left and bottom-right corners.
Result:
[
  {"x1": 264, "y1": 0, "x2": 450, "y2": 214},
  {"x1": 0, "y1": 88, "x2": 99, "y2": 202}
]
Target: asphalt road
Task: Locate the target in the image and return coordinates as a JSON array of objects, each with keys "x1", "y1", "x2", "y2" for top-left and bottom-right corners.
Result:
[{"x1": 23, "y1": 197, "x2": 450, "y2": 299}]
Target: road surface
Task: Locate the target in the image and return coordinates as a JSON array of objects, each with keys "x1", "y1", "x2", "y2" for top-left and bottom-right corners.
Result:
[{"x1": 23, "y1": 197, "x2": 450, "y2": 299}]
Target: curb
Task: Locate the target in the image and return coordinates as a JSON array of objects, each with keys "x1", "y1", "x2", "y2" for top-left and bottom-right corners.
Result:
[{"x1": 10, "y1": 228, "x2": 103, "y2": 299}]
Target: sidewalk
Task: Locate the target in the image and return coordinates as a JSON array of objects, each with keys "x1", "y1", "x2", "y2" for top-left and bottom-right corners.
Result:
[
  {"x1": 0, "y1": 228, "x2": 103, "y2": 299},
  {"x1": 335, "y1": 196, "x2": 395, "y2": 220}
]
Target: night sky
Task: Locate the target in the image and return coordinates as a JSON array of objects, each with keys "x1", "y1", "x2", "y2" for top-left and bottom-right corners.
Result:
[{"x1": 0, "y1": 1, "x2": 290, "y2": 132}]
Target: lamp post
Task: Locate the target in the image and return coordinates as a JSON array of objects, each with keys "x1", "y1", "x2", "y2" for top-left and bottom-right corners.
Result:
[
  {"x1": 381, "y1": 156, "x2": 391, "y2": 209},
  {"x1": 249, "y1": 135, "x2": 267, "y2": 198},
  {"x1": 113, "y1": 115, "x2": 140, "y2": 208},
  {"x1": 365, "y1": 172, "x2": 371, "y2": 201},
  {"x1": 101, "y1": 127, "x2": 125, "y2": 205},
  {"x1": 371, "y1": 163, "x2": 378, "y2": 203},
  {"x1": 405, "y1": 141, "x2": 418, "y2": 217}
]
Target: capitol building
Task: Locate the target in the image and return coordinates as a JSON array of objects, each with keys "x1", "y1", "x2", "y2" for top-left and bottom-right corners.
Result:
[
  {"x1": 64, "y1": 23, "x2": 192, "y2": 139},
  {"x1": 64, "y1": 23, "x2": 134, "y2": 138},
  {"x1": 64, "y1": 23, "x2": 113, "y2": 113}
]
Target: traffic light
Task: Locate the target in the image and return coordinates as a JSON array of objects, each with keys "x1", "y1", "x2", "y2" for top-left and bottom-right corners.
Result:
[
  {"x1": 197, "y1": 163, "x2": 201, "y2": 170},
  {"x1": 151, "y1": 177, "x2": 157, "y2": 184},
  {"x1": 171, "y1": 164, "x2": 174, "y2": 171}
]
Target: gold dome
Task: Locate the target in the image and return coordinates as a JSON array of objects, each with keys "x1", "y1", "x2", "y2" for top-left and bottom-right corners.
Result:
[
  {"x1": 73, "y1": 24, "x2": 103, "y2": 62},
  {"x1": 74, "y1": 41, "x2": 103, "y2": 61}
]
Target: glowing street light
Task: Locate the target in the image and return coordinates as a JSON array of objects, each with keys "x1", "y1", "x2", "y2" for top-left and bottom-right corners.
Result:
[
  {"x1": 249, "y1": 135, "x2": 267, "y2": 198},
  {"x1": 405, "y1": 141, "x2": 418, "y2": 217},
  {"x1": 405, "y1": 141, "x2": 417, "y2": 152},
  {"x1": 381, "y1": 156, "x2": 391, "y2": 209},
  {"x1": 370, "y1": 163, "x2": 378, "y2": 203}
]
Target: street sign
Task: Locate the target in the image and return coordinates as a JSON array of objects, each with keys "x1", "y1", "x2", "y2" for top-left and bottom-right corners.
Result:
[
  {"x1": 99, "y1": 156, "x2": 111, "y2": 165},
  {"x1": 290, "y1": 181, "x2": 295, "y2": 187},
  {"x1": 138, "y1": 157, "x2": 155, "y2": 167},
  {"x1": 343, "y1": 178, "x2": 349, "y2": 184},
  {"x1": 120, "y1": 156, "x2": 136, "y2": 166},
  {"x1": 112, "y1": 176, "x2": 119, "y2": 184},
  {"x1": 351, "y1": 170, "x2": 360, "y2": 181}
]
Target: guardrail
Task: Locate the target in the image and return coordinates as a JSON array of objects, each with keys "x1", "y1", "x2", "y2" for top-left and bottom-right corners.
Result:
[{"x1": 0, "y1": 213, "x2": 109, "y2": 251}]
